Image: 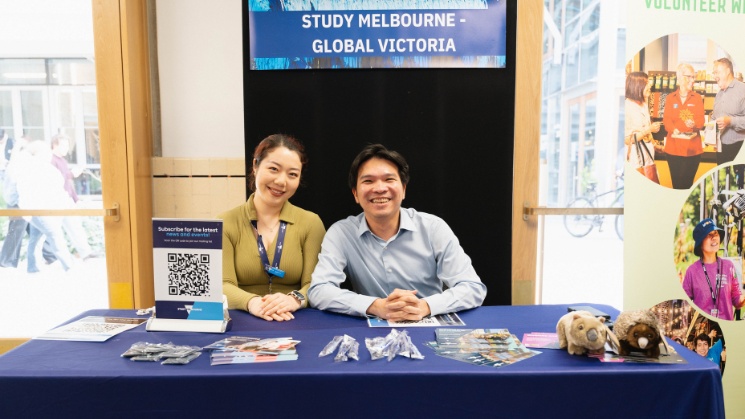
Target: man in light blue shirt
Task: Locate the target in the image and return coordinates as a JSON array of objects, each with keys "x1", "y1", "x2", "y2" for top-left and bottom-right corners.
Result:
[
  {"x1": 712, "y1": 57, "x2": 745, "y2": 164},
  {"x1": 308, "y1": 144, "x2": 486, "y2": 320}
]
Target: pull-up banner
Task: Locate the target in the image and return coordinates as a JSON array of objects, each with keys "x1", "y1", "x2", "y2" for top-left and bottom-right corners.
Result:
[{"x1": 247, "y1": 0, "x2": 506, "y2": 70}]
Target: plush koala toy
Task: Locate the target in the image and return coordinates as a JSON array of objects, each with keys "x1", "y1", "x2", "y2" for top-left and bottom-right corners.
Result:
[
  {"x1": 613, "y1": 309, "x2": 666, "y2": 358},
  {"x1": 556, "y1": 311, "x2": 619, "y2": 356}
]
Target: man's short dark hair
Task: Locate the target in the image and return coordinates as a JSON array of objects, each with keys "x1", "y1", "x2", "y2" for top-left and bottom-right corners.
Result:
[
  {"x1": 695, "y1": 333, "x2": 711, "y2": 347},
  {"x1": 348, "y1": 144, "x2": 410, "y2": 190}
]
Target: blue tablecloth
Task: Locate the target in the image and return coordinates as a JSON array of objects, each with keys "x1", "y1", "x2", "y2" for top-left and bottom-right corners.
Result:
[{"x1": 0, "y1": 304, "x2": 724, "y2": 418}]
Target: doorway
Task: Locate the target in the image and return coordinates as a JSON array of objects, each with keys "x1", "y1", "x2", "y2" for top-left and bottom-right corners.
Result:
[
  {"x1": 0, "y1": 1, "x2": 110, "y2": 339},
  {"x1": 0, "y1": 0, "x2": 153, "y2": 342}
]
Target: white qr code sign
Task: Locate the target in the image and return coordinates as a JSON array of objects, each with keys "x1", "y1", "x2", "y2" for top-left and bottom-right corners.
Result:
[{"x1": 151, "y1": 219, "x2": 224, "y2": 324}]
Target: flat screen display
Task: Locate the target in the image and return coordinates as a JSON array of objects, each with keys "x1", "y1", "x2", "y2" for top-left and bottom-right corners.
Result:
[{"x1": 247, "y1": 0, "x2": 507, "y2": 70}]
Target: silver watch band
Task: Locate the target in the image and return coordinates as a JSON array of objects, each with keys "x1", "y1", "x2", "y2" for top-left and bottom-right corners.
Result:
[{"x1": 289, "y1": 291, "x2": 306, "y2": 308}]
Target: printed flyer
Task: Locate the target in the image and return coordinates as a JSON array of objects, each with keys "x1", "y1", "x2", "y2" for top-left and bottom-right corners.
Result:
[{"x1": 34, "y1": 316, "x2": 147, "y2": 342}]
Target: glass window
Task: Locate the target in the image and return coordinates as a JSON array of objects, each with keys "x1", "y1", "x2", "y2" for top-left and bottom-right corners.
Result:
[
  {"x1": 581, "y1": 4, "x2": 600, "y2": 37},
  {"x1": 616, "y1": 28, "x2": 626, "y2": 70},
  {"x1": 0, "y1": 91, "x2": 12, "y2": 128},
  {"x1": 541, "y1": 98, "x2": 548, "y2": 137},
  {"x1": 0, "y1": 59, "x2": 95, "y2": 86},
  {"x1": 539, "y1": 1, "x2": 625, "y2": 309},
  {"x1": 83, "y1": 91, "x2": 100, "y2": 165},
  {"x1": 547, "y1": 0, "x2": 562, "y2": 29},
  {"x1": 0, "y1": 59, "x2": 47, "y2": 85},
  {"x1": 0, "y1": 0, "x2": 106, "y2": 342},
  {"x1": 546, "y1": 61, "x2": 562, "y2": 95},
  {"x1": 55, "y1": 91, "x2": 76, "y2": 161},
  {"x1": 568, "y1": 103, "x2": 580, "y2": 198},
  {"x1": 82, "y1": 91, "x2": 101, "y2": 196},
  {"x1": 48, "y1": 59, "x2": 96, "y2": 86},
  {"x1": 20, "y1": 90, "x2": 45, "y2": 141},
  {"x1": 565, "y1": 0, "x2": 582, "y2": 22},
  {"x1": 580, "y1": 32, "x2": 599, "y2": 80},
  {"x1": 547, "y1": 96, "x2": 561, "y2": 205},
  {"x1": 584, "y1": 98, "x2": 597, "y2": 176},
  {"x1": 56, "y1": 90, "x2": 75, "y2": 126},
  {"x1": 565, "y1": 46, "x2": 579, "y2": 88},
  {"x1": 616, "y1": 96, "x2": 625, "y2": 171},
  {"x1": 564, "y1": 17, "x2": 580, "y2": 46}
]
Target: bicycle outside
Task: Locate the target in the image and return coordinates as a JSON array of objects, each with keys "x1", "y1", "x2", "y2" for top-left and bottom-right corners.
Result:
[{"x1": 563, "y1": 173, "x2": 624, "y2": 240}]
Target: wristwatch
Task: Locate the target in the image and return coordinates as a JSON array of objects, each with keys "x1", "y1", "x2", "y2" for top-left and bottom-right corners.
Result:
[{"x1": 288, "y1": 290, "x2": 306, "y2": 308}]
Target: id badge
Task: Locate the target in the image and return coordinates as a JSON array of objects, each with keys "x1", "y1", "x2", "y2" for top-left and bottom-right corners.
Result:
[
  {"x1": 266, "y1": 265, "x2": 285, "y2": 278},
  {"x1": 710, "y1": 309, "x2": 719, "y2": 318}
]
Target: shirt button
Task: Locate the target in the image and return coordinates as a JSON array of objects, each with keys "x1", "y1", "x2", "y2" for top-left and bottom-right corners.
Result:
[{"x1": 387, "y1": 268, "x2": 392, "y2": 273}]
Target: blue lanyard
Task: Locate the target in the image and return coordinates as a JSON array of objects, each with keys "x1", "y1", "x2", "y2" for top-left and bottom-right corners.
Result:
[{"x1": 252, "y1": 220, "x2": 287, "y2": 292}]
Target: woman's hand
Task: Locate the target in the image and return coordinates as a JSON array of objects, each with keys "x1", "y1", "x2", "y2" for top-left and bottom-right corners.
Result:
[
  {"x1": 626, "y1": 124, "x2": 660, "y2": 145},
  {"x1": 247, "y1": 293, "x2": 300, "y2": 321}
]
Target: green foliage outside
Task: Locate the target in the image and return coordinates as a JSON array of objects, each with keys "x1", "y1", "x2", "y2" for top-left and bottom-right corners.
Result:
[{"x1": 674, "y1": 167, "x2": 742, "y2": 279}]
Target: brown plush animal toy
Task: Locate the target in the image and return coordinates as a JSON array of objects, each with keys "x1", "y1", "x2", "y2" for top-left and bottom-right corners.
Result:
[
  {"x1": 613, "y1": 309, "x2": 665, "y2": 358},
  {"x1": 556, "y1": 311, "x2": 619, "y2": 356}
]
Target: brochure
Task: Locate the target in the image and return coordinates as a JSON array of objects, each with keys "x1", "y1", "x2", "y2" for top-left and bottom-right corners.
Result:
[
  {"x1": 427, "y1": 328, "x2": 540, "y2": 368},
  {"x1": 203, "y1": 336, "x2": 260, "y2": 351},
  {"x1": 367, "y1": 312, "x2": 464, "y2": 327},
  {"x1": 34, "y1": 316, "x2": 147, "y2": 342},
  {"x1": 203, "y1": 336, "x2": 301, "y2": 365},
  {"x1": 521, "y1": 332, "x2": 561, "y2": 349},
  {"x1": 210, "y1": 351, "x2": 299, "y2": 365}
]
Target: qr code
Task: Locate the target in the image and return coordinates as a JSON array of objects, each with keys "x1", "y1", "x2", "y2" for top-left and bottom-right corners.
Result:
[{"x1": 167, "y1": 253, "x2": 211, "y2": 296}]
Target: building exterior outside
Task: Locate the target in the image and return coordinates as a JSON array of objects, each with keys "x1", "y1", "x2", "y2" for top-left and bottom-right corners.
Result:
[
  {"x1": 0, "y1": 0, "x2": 100, "y2": 200},
  {"x1": 541, "y1": 0, "x2": 626, "y2": 207}
]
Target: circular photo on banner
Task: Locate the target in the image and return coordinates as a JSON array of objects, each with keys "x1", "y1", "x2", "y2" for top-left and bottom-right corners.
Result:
[
  {"x1": 674, "y1": 163, "x2": 745, "y2": 321},
  {"x1": 625, "y1": 33, "x2": 742, "y2": 189},
  {"x1": 651, "y1": 300, "x2": 726, "y2": 376}
]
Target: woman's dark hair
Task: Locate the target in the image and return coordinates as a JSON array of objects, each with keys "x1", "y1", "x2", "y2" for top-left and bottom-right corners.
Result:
[
  {"x1": 347, "y1": 144, "x2": 410, "y2": 190},
  {"x1": 248, "y1": 134, "x2": 308, "y2": 192},
  {"x1": 625, "y1": 71, "x2": 649, "y2": 103}
]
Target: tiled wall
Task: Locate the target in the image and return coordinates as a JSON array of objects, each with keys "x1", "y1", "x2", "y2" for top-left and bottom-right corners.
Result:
[{"x1": 151, "y1": 157, "x2": 247, "y2": 219}]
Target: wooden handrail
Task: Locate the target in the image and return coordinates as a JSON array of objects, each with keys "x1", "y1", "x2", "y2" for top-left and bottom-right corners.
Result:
[
  {"x1": 523, "y1": 204, "x2": 623, "y2": 220},
  {"x1": 0, "y1": 203, "x2": 119, "y2": 221}
]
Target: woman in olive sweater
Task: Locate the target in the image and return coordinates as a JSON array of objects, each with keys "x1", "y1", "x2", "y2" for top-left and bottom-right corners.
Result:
[{"x1": 220, "y1": 134, "x2": 325, "y2": 321}]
